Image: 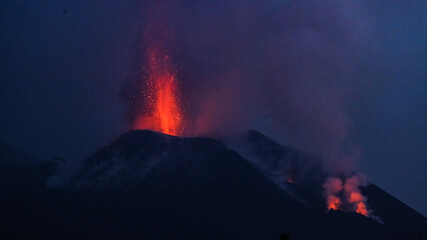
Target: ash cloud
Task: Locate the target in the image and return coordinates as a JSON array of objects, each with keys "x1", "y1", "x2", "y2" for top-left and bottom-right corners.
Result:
[{"x1": 121, "y1": 0, "x2": 374, "y2": 170}]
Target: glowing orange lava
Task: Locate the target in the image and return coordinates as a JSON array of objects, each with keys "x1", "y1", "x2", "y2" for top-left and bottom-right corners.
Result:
[
  {"x1": 356, "y1": 202, "x2": 368, "y2": 216},
  {"x1": 327, "y1": 196, "x2": 342, "y2": 210},
  {"x1": 133, "y1": 44, "x2": 182, "y2": 136},
  {"x1": 349, "y1": 192, "x2": 369, "y2": 216}
]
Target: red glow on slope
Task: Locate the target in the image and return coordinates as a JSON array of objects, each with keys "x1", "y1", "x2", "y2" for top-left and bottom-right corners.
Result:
[
  {"x1": 356, "y1": 202, "x2": 369, "y2": 216},
  {"x1": 327, "y1": 196, "x2": 342, "y2": 210},
  {"x1": 133, "y1": 44, "x2": 182, "y2": 136},
  {"x1": 323, "y1": 177, "x2": 343, "y2": 211},
  {"x1": 349, "y1": 192, "x2": 369, "y2": 216},
  {"x1": 323, "y1": 175, "x2": 370, "y2": 216}
]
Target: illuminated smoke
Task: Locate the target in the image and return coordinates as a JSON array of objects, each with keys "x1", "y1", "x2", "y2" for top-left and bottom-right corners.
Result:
[
  {"x1": 343, "y1": 174, "x2": 369, "y2": 216},
  {"x1": 120, "y1": 0, "x2": 378, "y2": 217},
  {"x1": 323, "y1": 174, "x2": 371, "y2": 217},
  {"x1": 121, "y1": 0, "x2": 373, "y2": 158},
  {"x1": 323, "y1": 177, "x2": 343, "y2": 210}
]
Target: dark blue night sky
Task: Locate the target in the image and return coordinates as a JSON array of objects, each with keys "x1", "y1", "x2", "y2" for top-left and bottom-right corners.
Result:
[{"x1": 1, "y1": 0, "x2": 426, "y2": 216}]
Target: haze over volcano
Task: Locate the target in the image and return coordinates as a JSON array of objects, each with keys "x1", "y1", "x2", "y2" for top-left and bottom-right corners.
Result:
[
  {"x1": 1, "y1": 0, "x2": 426, "y2": 239},
  {"x1": 120, "y1": 2, "x2": 376, "y2": 196},
  {"x1": 120, "y1": 0, "x2": 377, "y2": 217},
  {"x1": 122, "y1": 0, "x2": 367, "y2": 157}
]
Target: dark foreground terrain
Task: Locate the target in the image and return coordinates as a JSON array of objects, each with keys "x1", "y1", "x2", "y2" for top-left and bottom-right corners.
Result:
[{"x1": 0, "y1": 130, "x2": 426, "y2": 239}]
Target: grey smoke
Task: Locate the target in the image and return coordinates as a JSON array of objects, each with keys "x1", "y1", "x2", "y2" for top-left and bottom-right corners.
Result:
[{"x1": 121, "y1": 0, "x2": 374, "y2": 171}]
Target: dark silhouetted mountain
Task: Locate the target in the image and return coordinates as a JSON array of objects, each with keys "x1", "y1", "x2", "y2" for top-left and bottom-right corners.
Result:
[
  {"x1": 0, "y1": 140, "x2": 41, "y2": 165},
  {"x1": 0, "y1": 141, "x2": 57, "y2": 191},
  {"x1": 0, "y1": 130, "x2": 425, "y2": 240},
  {"x1": 224, "y1": 130, "x2": 427, "y2": 239}
]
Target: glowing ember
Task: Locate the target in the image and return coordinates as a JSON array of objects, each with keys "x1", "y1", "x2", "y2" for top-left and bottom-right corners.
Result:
[{"x1": 133, "y1": 44, "x2": 182, "y2": 136}]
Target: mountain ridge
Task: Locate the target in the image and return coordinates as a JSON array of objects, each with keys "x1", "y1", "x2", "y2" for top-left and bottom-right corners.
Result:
[{"x1": 0, "y1": 129, "x2": 425, "y2": 239}]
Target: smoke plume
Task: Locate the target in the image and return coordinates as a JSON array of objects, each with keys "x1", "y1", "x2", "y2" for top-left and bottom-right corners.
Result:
[
  {"x1": 120, "y1": 0, "x2": 376, "y2": 215},
  {"x1": 323, "y1": 174, "x2": 377, "y2": 218},
  {"x1": 121, "y1": 0, "x2": 372, "y2": 164},
  {"x1": 344, "y1": 174, "x2": 369, "y2": 216},
  {"x1": 323, "y1": 177, "x2": 344, "y2": 211}
]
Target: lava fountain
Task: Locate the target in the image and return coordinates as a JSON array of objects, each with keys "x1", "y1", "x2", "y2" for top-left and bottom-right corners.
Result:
[{"x1": 133, "y1": 44, "x2": 183, "y2": 136}]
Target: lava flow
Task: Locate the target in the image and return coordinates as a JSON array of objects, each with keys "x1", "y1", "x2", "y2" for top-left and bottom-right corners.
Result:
[{"x1": 133, "y1": 44, "x2": 182, "y2": 136}]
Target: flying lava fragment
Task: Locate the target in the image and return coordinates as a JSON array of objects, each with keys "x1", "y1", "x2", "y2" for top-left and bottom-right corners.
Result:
[{"x1": 133, "y1": 43, "x2": 183, "y2": 136}]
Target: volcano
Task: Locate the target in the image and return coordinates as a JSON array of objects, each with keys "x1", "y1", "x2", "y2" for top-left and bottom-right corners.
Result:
[{"x1": 0, "y1": 130, "x2": 426, "y2": 239}]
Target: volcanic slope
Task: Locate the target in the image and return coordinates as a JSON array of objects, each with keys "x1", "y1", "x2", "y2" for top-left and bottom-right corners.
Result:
[
  {"x1": 224, "y1": 130, "x2": 427, "y2": 239},
  {"x1": 70, "y1": 130, "x2": 319, "y2": 239},
  {"x1": 65, "y1": 130, "x2": 393, "y2": 239},
  {"x1": 1, "y1": 130, "x2": 425, "y2": 239}
]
